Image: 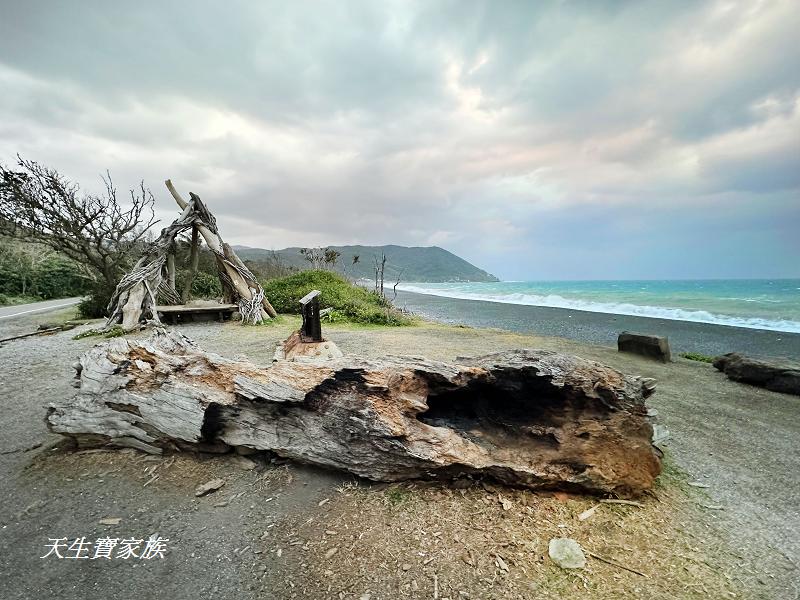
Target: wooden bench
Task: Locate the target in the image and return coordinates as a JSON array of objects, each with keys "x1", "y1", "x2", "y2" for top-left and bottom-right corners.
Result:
[{"x1": 156, "y1": 304, "x2": 238, "y2": 325}]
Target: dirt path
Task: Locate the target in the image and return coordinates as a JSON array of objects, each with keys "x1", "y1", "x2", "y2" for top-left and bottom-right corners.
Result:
[{"x1": 0, "y1": 312, "x2": 797, "y2": 598}]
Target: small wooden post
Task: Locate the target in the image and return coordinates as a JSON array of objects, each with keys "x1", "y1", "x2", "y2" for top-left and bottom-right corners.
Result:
[{"x1": 299, "y1": 290, "x2": 322, "y2": 342}]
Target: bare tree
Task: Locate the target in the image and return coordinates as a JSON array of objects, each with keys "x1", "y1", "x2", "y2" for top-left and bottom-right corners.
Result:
[
  {"x1": 323, "y1": 248, "x2": 341, "y2": 270},
  {"x1": 343, "y1": 253, "x2": 360, "y2": 281},
  {"x1": 300, "y1": 247, "x2": 325, "y2": 269},
  {"x1": 392, "y1": 268, "x2": 405, "y2": 300},
  {"x1": 373, "y1": 253, "x2": 386, "y2": 297},
  {"x1": 0, "y1": 156, "x2": 157, "y2": 289}
]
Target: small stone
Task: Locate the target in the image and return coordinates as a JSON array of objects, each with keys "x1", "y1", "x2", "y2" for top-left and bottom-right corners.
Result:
[
  {"x1": 495, "y1": 555, "x2": 509, "y2": 572},
  {"x1": 548, "y1": 538, "x2": 586, "y2": 569},
  {"x1": 98, "y1": 517, "x2": 121, "y2": 525},
  {"x1": 195, "y1": 478, "x2": 226, "y2": 497},
  {"x1": 231, "y1": 455, "x2": 257, "y2": 470},
  {"x1": 324, "y1": 547, "x2": 339, "y2": 559},
  {"x1": 652, "y1": 424, "x2": 670, "y2": 444},
  {"x1": 401, "y1": 563, "x2": 411, "y2": 571}
]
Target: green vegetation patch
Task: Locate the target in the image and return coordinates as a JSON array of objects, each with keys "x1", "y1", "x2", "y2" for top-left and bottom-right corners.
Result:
[
  {"x1": 73, "y1": 325, "x2": 127, "y2": 340},
  {"x1": 679, "y1": 352, "x2": 715, "y2": 363},
  {"x1": 385, "y1": 486, "x2": 414, "y2": 506},
  {"x1": 0, "y1": 294, "x2": 41, "y2": 307},
  {"x1": 261, "y1": 270, "x2": 411, "y2": 326}
]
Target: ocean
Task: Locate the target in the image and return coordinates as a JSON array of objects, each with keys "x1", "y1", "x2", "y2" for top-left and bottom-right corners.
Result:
[{"x1": 397, "y1": 279, "x2": 800, "y2": 334}]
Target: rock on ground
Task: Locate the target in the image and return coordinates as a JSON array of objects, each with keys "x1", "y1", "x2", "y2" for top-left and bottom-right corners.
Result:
[
  {"x1": 713, "y1": 352, "x2": 800, "y2": 396},
  {"x1": 549, "y1": 538, "x2": 586, "y2": 569}
]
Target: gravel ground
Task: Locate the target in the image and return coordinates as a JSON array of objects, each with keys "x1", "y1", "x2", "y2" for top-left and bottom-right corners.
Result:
[{"x1": 0, "y1": 310, "x2": 797, "y2": 599}]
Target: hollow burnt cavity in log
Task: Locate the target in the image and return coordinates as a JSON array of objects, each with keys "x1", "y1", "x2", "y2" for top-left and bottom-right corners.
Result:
[
  {"x1": 418, "y1": 377, "x2": 569, "y2": 450},
  {"x1": 200, "y1": 403, "x2": 224, "y2": 442},
  {"x1": 48, "y1": 330, "x2": 662, "y2": 496}
]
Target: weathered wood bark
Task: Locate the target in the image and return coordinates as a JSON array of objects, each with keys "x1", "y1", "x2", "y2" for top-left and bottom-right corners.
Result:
[
  {"x1": 120, "y1": 282, "x2": 147, "y2": 330},
  {"x1": 48, "y1": 330, "x2": 662, "y2": 496},
  {"x1": 166, "y1": 249, "x2": 176, "y2": 290}
]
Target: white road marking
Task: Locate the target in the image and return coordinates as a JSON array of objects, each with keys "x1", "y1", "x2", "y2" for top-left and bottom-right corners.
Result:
[{"x1": 0, "y1": 300, "x2": 81, "y2": 320}]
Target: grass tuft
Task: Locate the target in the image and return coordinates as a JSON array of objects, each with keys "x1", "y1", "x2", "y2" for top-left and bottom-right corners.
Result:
[
  {"x1": 679, "y1": 352, "x2": 715, "y2": 363},
  {"x1": 72, "y1": 325, "x2": 126, "y2": 340},
  {"x1": 386, "y1": 485, "x2": 414, "y2": 506}
]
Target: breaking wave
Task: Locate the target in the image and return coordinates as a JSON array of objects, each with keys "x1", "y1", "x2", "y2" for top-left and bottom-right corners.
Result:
[{"x1": 396, "y1": 285, "x2": 800, "y2": 333}]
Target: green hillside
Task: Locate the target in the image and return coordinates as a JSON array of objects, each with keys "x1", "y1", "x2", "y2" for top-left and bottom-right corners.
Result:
[{"x1": 235, "y1": 245, "x2": 499, "y2": 283}]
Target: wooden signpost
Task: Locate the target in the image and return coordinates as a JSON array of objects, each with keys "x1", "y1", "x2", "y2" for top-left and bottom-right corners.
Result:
[{"x1": 299, "y1": 290, "x2": 322, "y2": 342}]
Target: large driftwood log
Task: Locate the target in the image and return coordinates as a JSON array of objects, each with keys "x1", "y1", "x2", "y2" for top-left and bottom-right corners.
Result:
[
  {"x1": 48, "y1": 330, "x2": 662, "y2": 496},
  {"x1": 713, "y1": 352, "x2": 800, "y2": 396}
]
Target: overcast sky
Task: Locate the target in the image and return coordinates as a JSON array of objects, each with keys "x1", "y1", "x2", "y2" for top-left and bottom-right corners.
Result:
[{"x1": 1, "y1": 1, "x2": 798, "y2": 280}]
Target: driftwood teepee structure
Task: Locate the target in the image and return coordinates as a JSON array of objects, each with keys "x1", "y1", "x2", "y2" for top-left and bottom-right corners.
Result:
[{"x1": 106, "y1": 180, "x2": 276, "y2": 330}]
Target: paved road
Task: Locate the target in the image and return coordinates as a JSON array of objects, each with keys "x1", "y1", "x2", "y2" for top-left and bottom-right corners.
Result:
[{"x1": 0, "y1": 297, "x2": 82, "y2": 321}]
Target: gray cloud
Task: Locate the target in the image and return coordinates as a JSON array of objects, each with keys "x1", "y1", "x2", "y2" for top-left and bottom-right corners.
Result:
[{"x1": 0, "y1": 0, "x2": 798, "y2": 279}]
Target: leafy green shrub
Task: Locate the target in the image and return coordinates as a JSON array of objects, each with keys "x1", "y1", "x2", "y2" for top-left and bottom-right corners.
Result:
[
  {"x1": 190, "y1": 272, "x2": 222, "y2": 299},
  {"x1": 261, "y1": 270, "x2": 411, "y2": 326},
  {"x1": 78, "y1": 283, "x2": 116, "y2": 318},
  {"x1": 29, "y1": 255, "x2": 88, "y2": 299},
  {"x1": 679, "y1": 352, "x2": 715, "y2": 363}
]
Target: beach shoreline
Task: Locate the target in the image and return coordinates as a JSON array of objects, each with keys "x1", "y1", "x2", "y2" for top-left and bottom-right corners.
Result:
[{"x1": 394, "y1": 289, "x2": 800, "y2": 359}]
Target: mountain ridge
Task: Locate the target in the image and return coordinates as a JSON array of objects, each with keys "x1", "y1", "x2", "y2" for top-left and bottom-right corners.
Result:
[{"x1": 233, "y1": 244, "x2": 499, "y2": 283}]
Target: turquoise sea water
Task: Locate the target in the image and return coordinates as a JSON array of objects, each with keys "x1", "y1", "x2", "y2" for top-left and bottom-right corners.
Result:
[{"x1": 397, "y1": 279, "x2": 800, "y2": 333}]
